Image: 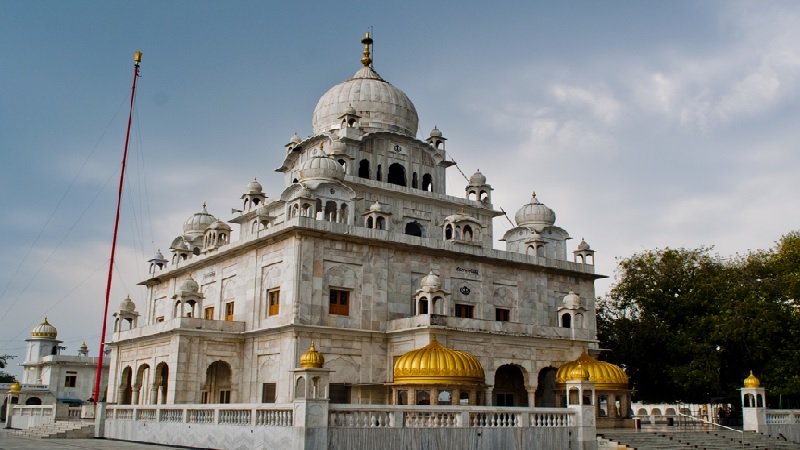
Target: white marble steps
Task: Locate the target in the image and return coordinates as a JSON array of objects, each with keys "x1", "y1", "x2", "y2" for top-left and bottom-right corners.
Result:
[
  {"x1": 599, "y1": 429, "x2": 800, "y2": 450},
  {"x1": 10, "y1": 421, "x2": 94, "y2": 439}
]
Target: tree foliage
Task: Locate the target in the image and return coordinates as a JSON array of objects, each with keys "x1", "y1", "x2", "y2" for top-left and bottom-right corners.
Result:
[
  {"x1": 598, "y1": 232, "x2": 800, "y2": 403},
  {"x1": 0, "y1": 354, "x2": 16, "y2": 383}
]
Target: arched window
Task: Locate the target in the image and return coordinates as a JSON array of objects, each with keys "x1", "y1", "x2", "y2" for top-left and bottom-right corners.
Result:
[
  {"x1": 339, "y1": 203, "x2": 348, "y2": 224},
  {"x1": 445, "y1": 224, "x2": 453, "y2": 240},
  {"x1": 325, "y1": 201, "x2": 337, "y2": 222},
  {"x1": 422, "y1": 174, "x2": 433, "y2": 192},
  {"x1": 418, "y1": 298, "x2": 429, "y2": 314},
  {"x1": 366, "y1": 216, "x2": 374, "y2": 229},
  {"x1": 405, "y1": 221, "x2": 423, "y2": 237},
  {"x1": 388, "y1": 163, "x2": 407, "y2": 186},
  {"x1": 561, "y1": 313, "x2": 572, "y2": 328},
  {"x1": 358, "y1": 159, "x2": 370, "y2": 179},
  {"x1": 412, "y1": 172, "x2": 418, "y2": 188},
  {"x1": 376, "y1": 164, "x2": 382, "y2": 181},
  {"x1": 376, "y1": 216, "x2": 385, "y2": 230},
  {"x1": 315, "y1": 199, "x2": 323, "y2": 220},
  {"x1": 463, "y1": 225, "x2": 473, "y2": 241},
  {"x1": 338, "y1": 159, "x2": 347, "y2": 173}
]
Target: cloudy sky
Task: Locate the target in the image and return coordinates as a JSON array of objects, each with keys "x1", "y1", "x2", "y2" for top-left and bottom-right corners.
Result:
[{"x1": 2, "y1": 1, "x2": 799, "y2": 378}]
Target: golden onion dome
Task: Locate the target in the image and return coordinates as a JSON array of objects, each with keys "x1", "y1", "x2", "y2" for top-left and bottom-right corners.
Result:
[
  {"x1": 31, "y1": 317, "x2": 58, "y2": 338},
  {"x1": 743, "y1": 370, "x2": 760, "y2": 388},
  {"x1": 393, "y1": 337, "x2": 485, "y2": 385},
  {"x1": 9, "y1": 382, "x2": 21, "y2": 392},
  {"x1": 567, "y1": 363, "x2": 590, "y2": 382},
  {"x1": 556, "y1": 352, "x2": 629, "y2": 390},
  {"x1": 299, "y1": 341, "x2": 325, "y2": 369}
]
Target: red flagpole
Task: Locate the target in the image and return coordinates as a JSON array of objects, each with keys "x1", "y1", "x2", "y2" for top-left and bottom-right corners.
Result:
[{"x1": 93, "y1": 51, "x2": 142, "y2": 405}]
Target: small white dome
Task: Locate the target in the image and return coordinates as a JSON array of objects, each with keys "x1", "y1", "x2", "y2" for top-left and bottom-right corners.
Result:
[
  {"x1": 180, "y1": 276, "x2": 200, "y2": 293},
  {"x1": 246, "y1": 178, "x2": 263, "y2": 194},
  {"x1": 562, "y1": 291, "x2": 581, "y2": 309},
  {"x1": 369, "y1": 201, "x2": 384, "y2": 212},
  {"x1": 290, "y1": 132, "x2": 303, "y2": 144},
  {"x1": 420, "y1": 270, "x2": 441, "y2": 289},
  {"x1": 429, "y1": 126, "x2": 443, "y2": 138},
  {"x1": 208, "y1": 220, "x2": 231, "y2": 231},
  {"x1": 299, "y1": 148, "x2": 345, "y2": 182},
  {"x1": 183, "y1": 204, "x2": 217, "y2": 238},
  {"x1": 469, "y1": 170, "x2": 487, "y2": 186},
  {"x1": 119, "y1": 295, "x2": 136, "y2": 312},
  {"x1": 577, "y1": 238, "x2": 591, "y2": 251},
  {"x1": 515, "y1": 193, "x2": 556, "y2": 231}
]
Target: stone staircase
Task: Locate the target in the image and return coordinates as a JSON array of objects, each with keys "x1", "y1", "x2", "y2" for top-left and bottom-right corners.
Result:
[
  {"x1": 598, "y1": 429, "x2": 800, "y2": 449},
  {"x1": 10, "y1": 420, "x2": 95, "y2": 439}
]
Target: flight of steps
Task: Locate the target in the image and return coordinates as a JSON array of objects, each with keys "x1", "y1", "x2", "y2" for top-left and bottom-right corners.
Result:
[
  {"x1": 598, "y1": 429, "x2": 800, "y2": 450},
  {"x1": 10, "y1": 420, "x2": 94, "y2": 439}
]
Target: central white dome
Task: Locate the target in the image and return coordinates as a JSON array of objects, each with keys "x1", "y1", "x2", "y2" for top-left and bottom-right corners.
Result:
[{"x1": 312, "y1": 65, "x2": 419, "y2": 137}]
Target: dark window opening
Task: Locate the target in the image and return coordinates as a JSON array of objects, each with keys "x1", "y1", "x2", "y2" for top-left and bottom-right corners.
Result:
[
  {"x1": 387, "y1": 163, "x2": 407, "y2": 186},
  {"x1": 330, "y1": 384, "x2": 351, "y2": 404},
  {"x1": 262, "y1": 383, "x2": 276, "y2": 403},
  {"x1": 358, "y1": 159, "x2": 370, "y2": 179},
  {"x1": 561, "y1": 314, "x2": 572, "y2": 328},
  {"x1": 418, "y1": 298, "x2": 429, "y2": 314},
  {"x1": 455, "y1": 304, "x2": 474, "y2": 318},
  {"x1": 405, "y1": 221, "x2": 423, "y2": 237},
  {"x1": 412, "y1": 172, "x2": 418, "y2": 188},
  {"x1": 445, "y1": 224, "x2": 453, "y2": 240},
  {"x1": 422, "y1": 174, "x2": 433, "y2": 191},
  {"x1": 496, "y1": 308, "x2": 510, "y2": 322},
  {"x1": 376, "y1": 164, "x2": 382, "y2": 181}
]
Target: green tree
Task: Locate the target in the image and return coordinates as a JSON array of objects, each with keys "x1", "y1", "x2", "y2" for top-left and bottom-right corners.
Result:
[
  {"x1": 0, "y1": 354, "x2": 16, "y2": 383},
  {"x1": 598, "y1": 234, "x2": 800, "y2": 404}
]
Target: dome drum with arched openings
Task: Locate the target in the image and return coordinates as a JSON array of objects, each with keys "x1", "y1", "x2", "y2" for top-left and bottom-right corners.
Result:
[
  {"x1": 393, "y1": 338, "x2": 485, "y2": 385},
  {"x1": 556, "y1": 352, "x2": 628, "y2": 390}
]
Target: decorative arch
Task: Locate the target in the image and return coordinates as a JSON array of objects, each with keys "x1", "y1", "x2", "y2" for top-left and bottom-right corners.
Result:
[
  {"x1": 154, "y1": 362, "x2": 169, "y2": 404},
  {"x1": 358, "y1": 159, "x2": 370, "y2": 179},
  {"x1": 405, "y1": 221, "x2": 423, "y2": 237},
  {"x1": 534, "y1": 367, "x2": 557, "y2": 407},
  {"x1": 422, "y1": 174, "x2": 433, "y2": 191},
  {"x1": 25, "y1": 397, "x2": 42, "y2": 405},
  {"x1": 493, "y1": 364, "x2": 528, "y2": 407},
  {"x1": 119, "y1": 366, "x2": 133, "y2": 405},
  {"x1": 203, "y1": 360, "x2": 232, "y2": 404},
  {"x1": 135, "y1": 364, "x2": 151, "y2": 404}
]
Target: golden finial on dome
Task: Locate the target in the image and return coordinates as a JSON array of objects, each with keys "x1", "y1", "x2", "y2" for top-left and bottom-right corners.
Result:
[
  {"x1": 744, "y1": 370, "x2": 760, "y2": 388},
  {"x1": 360, "y1": 31, "x2": 373, "y2": 67},
  {"x1": 299, "y1": 341, "x2": 325, "y2": 368}
]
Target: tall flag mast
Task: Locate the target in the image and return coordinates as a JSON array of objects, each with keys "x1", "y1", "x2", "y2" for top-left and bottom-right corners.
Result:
[{"x1": 93, "y1": 50, "x2": 142, "y2": 405}]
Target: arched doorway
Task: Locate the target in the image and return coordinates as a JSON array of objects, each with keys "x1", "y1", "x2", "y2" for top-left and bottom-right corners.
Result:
[
  {"x1": 535, "y1": 367, "x2": 558, "y2": 407},
  {"x1": 405, "y1": 221, "x2": 423, "y2": 237},
  {"x1": 119, "y1": 366, "x2": 133, "y2": 405},
  {"x1": 25, "y1": 397, "x2": 42, "y2": 406},
  {"x1": 387, "y1": 163, "x2": 407, "y2": 186},
  {"x1": 493, "y1": 365, "x2": 528, "y2": 406},
  {"x1": 155, "y1": 362, "x2": 169, "y2": 404},
  {"x1": 135, "y1": 364, "x2": 151, "y2": 404},
  {"x1": 203, "y1": 360, "x2": 232, "y2": 404}
]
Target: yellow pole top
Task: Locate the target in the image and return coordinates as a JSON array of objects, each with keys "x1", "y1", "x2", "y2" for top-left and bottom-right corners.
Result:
[{"x1": 134, "y1": 51, "x2": 143, "y2": 64}]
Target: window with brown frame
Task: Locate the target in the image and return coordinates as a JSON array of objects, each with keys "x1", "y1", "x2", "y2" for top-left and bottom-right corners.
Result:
[
  {"x1": 204, "y1": 306, "x2": 215, "y2": 320},
  {"x1": 268, "y1": 289, "x2": 280, "y2": 316},
  {"x1": 329, "y1": 289, "x2": 350, "y2": 315},
  {"x1": 455, "y1": 303, "x2": 474, "y2": 318},
  {"x1": 496, "y1": 308, "x2": 510, "y2": 322},
  {"x1": 225, "y1": 302, "x2": 234, "y2": 321}
]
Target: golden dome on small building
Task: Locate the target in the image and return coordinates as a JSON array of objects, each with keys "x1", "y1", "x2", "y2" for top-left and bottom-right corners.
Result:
[
  {"x1": 744, "y1": 370, "x2": 760, "y2": 388},
  {"x1": 299, "y1": 341, "x2": 325, "y2": 368},
  {"x1": 567, "y1": 363, "x2": 591, "y2": 382},
  {"x1": 393, "y1": 337, "x2": 485, "y2": 385},
  {"x1": 31, "y1": 317, "x2": 58, "y2": 338},
  {"x1": 9, "y1": 382, "x2": 21, "y2": 392},
  {"x1": 556, "y1": 352, "x2": 628, "y2": 390}
]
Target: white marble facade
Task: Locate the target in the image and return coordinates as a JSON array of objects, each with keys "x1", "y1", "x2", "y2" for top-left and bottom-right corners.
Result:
[{"x1": 107, "y1": 35, "x2": 602, "y2": 409}]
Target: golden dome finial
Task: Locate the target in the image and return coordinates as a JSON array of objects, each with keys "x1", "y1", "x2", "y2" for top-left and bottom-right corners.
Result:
[
  {"x1": 299, "y1": 341, "x2": 325, "y2": 368},
  {"x1": 744, "y1": 370, "x2": 760, "y2": 388},
  {"x1": 9, "y1": 382, "x2": 21, "y2": 393},
  {"x1": 360, "y1": 31, "x2": 373, "y2": 67}
]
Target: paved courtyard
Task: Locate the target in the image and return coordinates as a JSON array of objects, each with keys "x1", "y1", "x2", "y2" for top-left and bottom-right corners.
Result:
[{"x1": 0, "y1": 430, "x2": 197, "y2": 450}]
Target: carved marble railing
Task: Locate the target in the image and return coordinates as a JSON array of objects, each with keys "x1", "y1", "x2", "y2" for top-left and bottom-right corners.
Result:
[
  {"x1": 11, "y1": 405, "x2": 55, "y2": 417},
  {"x1": 328, "y1": 405, "x2": 574, "y2": 428},
  {"x1": 766, "y1": 409, "x2": 800, "y2": 424},
  {"x1": 107, "y1": 404, "x2": 293, "y2": 427}
]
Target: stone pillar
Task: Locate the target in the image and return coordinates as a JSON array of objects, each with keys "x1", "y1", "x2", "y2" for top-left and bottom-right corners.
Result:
[
  {"x1": 527, "y1": 388, "x2": 537, "y2": 407},
  {"x1": 4, "y1": 388, "x2": 20, "y2": 429},
  {"x1": 566, "y1": 379, "x2": 597, "y2": 450},
  {"x1": 93, "y1": 402, "x2": 107, "y2": 438},
  {"x1": 292, "y1": 367, "x2": 332, "y2": 450},
  {"x1": 742, "y1": 386, "x2": 767, "y2": 432}
]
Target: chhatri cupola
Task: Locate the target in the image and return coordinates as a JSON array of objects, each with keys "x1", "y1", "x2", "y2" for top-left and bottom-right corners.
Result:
[
  {"x1": 391, "y1": 337, "x2": 486, "y2": 406},
  {"x1": 556, "y1": 352, "x2": 631, "y2": 426},
  {"x1": 311, "y1": 32, "x2": 419, "y2": 138}
]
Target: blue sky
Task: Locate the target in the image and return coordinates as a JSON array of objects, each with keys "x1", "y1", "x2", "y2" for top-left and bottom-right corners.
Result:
[{"x1": 2, "y1": 1, "x2": 800, "y2": 377}]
